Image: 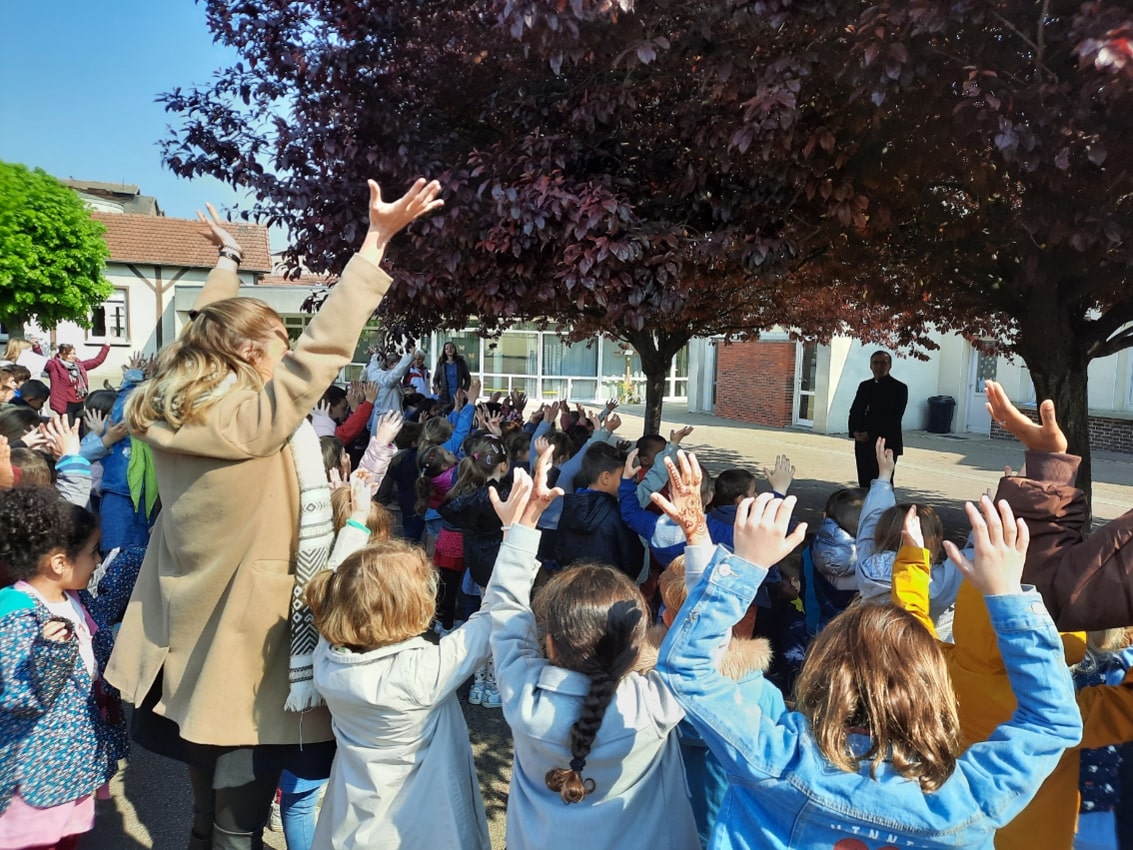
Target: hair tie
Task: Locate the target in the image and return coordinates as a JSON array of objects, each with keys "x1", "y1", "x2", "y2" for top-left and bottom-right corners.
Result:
[
  {"x1": 569, "y1": 758, "x2": 585, "y2": 773},
  {"x1": 473, "y1": 452, "x2": 479, "y2": 460}
]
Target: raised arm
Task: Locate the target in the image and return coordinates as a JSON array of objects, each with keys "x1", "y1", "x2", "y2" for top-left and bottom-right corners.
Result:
[
  {"x1": 656, "y1": 493, "x2": 808, "y2": 782},
  {"x1": 178, "y1": 180, "x2": 443, "y2": 458}
]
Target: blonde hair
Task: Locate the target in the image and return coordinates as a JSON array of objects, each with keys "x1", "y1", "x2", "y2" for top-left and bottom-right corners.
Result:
[
  {"x1": 795, "y1": 604, "x2": 960, "y2": 792},
  {"x1": 658, "y1": 555, "x2": 689, "y2": 613},
  {"x1": 331, "y1": 486, "x2": 393, "y2": 541},
  {"x1": 2, "y1": 339, "x2": 32, "y2": 363},
  {"x1": 305, "y1": 540, "x2": 437, "y2": 651},
  {"x1": 126, "y1": 298, "x2": 281, "y2": 431}
]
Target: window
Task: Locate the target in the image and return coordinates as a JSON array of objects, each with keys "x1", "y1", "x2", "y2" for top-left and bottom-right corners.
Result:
[{"x1": 89, "y1": 290, "x2": 129, "y2": 343}]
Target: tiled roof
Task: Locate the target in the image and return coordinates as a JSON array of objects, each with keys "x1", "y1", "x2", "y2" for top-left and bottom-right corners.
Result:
[{"x1": 91, "y1": 213, "x2": 273, "y2": 273}]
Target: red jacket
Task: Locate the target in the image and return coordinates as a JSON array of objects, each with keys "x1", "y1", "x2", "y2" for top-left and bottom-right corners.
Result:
[{"x1": 44, "y1": 345, "x2": 110, "y2": 413}]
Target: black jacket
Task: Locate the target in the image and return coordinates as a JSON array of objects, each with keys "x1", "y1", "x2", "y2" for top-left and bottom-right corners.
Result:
[
  {"x1": 847, "y1": 374, "x2": 908, "y2": 455},
  {"x1": 437, "y1": 477, "x2": 510, "y2": 587},
  {"x1": 555, "y1": 489, "x2": 645, "y2": 580}
]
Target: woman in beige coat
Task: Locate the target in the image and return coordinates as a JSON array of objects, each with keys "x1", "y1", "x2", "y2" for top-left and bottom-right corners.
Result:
[{"x1": 105, "y1": 178, "x2": 442, "y2": 850}]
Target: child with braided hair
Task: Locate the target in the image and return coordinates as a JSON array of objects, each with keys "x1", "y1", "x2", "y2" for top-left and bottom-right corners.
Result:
[{"x1": 488, "y1": 447, "x2": 698, "y2": 850}]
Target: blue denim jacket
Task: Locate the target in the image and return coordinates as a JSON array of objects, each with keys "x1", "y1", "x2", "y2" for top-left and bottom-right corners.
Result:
[{"x1": 656, "y1": 547, "x2": 1082, "y2": 850}]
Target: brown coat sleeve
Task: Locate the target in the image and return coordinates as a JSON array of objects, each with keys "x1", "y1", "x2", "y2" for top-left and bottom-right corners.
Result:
[
  {"x1": 996, "y1": 451, "x2": 1133, "y2": 631},
  {"x1": 147, "y1": 255, "x2": 391, "y2": 460}
]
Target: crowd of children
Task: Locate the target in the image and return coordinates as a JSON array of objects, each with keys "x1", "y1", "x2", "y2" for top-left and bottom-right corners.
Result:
[{"x1": 1, "y1": 185, "x2": 1132, "y2": 850}]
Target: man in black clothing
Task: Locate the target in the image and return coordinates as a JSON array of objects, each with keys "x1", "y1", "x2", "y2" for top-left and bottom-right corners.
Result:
[{"x1": 848, "y1": 351, "x2": 908, "y2": 487}]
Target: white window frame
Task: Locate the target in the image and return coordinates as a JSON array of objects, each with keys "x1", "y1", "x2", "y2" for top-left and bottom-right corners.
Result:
[{"x1": 87, "y1": 288, "x2": 130, "y2": 345}]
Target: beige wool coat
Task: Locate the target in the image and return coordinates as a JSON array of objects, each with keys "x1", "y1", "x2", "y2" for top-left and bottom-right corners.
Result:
[{"x1": 105, "y1": 254, "x2": 391, "y2": 747}]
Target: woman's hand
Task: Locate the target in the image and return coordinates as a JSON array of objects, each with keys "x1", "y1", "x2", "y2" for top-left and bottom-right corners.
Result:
[
  {"x1": 650, "y1": 450, "x2": 709, "y2": 545},
  {"x1": 733, "y1": 493, "x2": 807, "y2": 568},
  {"x1": 359, "y1": 178, "x2": 444, "y2": 267},
  {"x1": 196, "y1": 202, "x2": 243, "y2": 266},
  {"x1": 943, "y1": 496, "x2": 1028, "y2": 596}
]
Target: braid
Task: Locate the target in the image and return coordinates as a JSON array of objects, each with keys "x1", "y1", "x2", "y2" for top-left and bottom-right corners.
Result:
[{"x1": 546, "y1": 673, "x2": 619, "y2": 803}]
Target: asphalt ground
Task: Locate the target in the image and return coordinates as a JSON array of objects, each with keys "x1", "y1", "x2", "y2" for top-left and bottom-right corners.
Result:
[{"x1": 85, "y1": 406, "x2": 1133, "y2": 848}]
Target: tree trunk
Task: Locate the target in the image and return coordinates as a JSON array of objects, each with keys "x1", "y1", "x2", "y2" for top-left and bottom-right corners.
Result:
[
  {"x1": 1026, "y1": 354, "x2": 1092, "y2": 518},
  {"x1": 0, "y1": 315, "x2": 26, "y2": 341},
  {"x1": 623, "y1": 329, "x2": 689, "y2": 437}
]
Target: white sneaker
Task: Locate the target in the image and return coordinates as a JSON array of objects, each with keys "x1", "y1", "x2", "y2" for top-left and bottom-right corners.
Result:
[
  {"x1": 481, "y1": 686, "x2": 502, "y2": 709},
  {"x1": 468, "y1": 665, "x2": 486, "y2": 705},
  {"x1": 269, "y1": 800, "x2": 282, "y2": 832}
]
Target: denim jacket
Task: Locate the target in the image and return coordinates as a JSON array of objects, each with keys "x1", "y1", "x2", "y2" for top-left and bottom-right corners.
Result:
[{"x1": 656, "y1": 547, "x2": 1082, "y2": 850}]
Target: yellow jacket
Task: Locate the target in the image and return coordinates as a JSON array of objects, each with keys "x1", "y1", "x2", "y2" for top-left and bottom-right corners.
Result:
[{"x1": 892, "y1": 546, "x2": 1133, "y2": 850}]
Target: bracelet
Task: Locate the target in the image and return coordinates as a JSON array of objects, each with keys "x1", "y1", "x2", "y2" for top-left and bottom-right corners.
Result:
[
  {"x1": 218, "y1": 247, "x2": 243, "y2": 264},
  {"x1": 346, "y1": 518, "x2": 370, "y2": 533}
]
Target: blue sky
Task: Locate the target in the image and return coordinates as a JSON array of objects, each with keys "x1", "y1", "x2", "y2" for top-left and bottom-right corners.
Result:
[{"x1": 0, "y1": 1, "x2": 279, "y2": 245}]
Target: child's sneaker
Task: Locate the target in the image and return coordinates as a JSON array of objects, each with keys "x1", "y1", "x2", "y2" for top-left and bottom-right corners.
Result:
[
  {"x1": 467, "y1": 665, "x2": 486, "y2": 705},
  {"x1": 269, "y1": 800, "x2": 282, "y2": 832},
  {"x1": 481, "y1": 658, "x2": 502, "y2": 709},
  {"x1": 481, "y1": 685, "x2": 502, "y2": 708}
]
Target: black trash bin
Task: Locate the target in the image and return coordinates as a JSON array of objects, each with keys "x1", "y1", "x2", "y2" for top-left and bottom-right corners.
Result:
[{"x1": 926, "y1": 395, "x2": 956, "y2": 434}]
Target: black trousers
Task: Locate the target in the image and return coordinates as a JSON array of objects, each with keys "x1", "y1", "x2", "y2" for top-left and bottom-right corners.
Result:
[{"x1": 854, "y1": 437, "x2": 897, "y2": 488}]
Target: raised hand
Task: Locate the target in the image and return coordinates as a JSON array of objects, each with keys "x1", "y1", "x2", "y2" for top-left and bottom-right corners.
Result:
[
  {"x1": 606, "y1": 412, "x2": 622, "y2": 433},
  {"x1": 375, "y1": 410, "x2": 404, "y2": 445},
  {"x1": 489, "y1": 390, "x2": 503, "y2": 404},
  {"x1": 348, "y1": 468, "x2": 376, "y2": 525},
  {"x1": 622, "y1": 447, "x2": 641, "y2": 480},
  {"x1": 543, "y1": 400, "x2": 560, "y2": 424},
  {"x1": 985, "y1": 380, "x2": 1067, "y2": 454},
  {"x1": 875, "y1": 437, "x2": 896, "y2": 483},
  {"x1": 733, "y1": 493, "x2": 808, "y2": 568},
  {"x1": 943, "y1": 496, "x2": 1028, "y2": 596},
  {"x1": 605, "y1": 398, "x2": 619, "y2": 413},
  {"x1": 533, "y1": 435, "x2": 551, "y2": 459},
  {"x1": 901, "y1": 505, "x2": 925, "y2": 550},
  {"x1": 83, "y1": 408, "x2": 108, "y2": 436},
  {"x1": 762, "y1": 454, "x2": 795, "y2": 495},
  {"x1": 366, "y1": 177, "x2": 444, "y2": 245},
  {"x1": 196, "y1": 202, "x2": 243, "y2": 258},
  {"x1": 19, "y1": 429, "x2": 50, "y2": 452},
  {"x1": 485, "y1": 411, "x2": 504, "y2": 436},
  {"x1": 650, "y1": 450, "x2": 709, "y2": 545},
  {"x1": 467, "y1": 378, "x2": 482, "y2": 404},
  {"x1": 490, "y1": 467, "x2": 534, "y2": 530},
  {"x1": 44, "y1": 415, "x2": 81, "y2": 459},
  {"x1": 670, "y1": 425, "x2": 694, "y2": 446},
  {"x1": 520, "y1": 444, "x2": 564, "y2": 527},
  {"x1": 101, "y1": 421, "x2": 130, "y2": 448}
]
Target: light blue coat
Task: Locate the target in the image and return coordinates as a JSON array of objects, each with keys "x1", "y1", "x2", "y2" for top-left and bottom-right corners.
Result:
[{"x1": 656, "y1": 547, "x2": 1082, "y2": 850}]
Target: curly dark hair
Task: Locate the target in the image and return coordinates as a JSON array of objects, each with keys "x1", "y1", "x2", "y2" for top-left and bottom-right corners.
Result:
[{"x1": 0, "y1": 487, "x2": 72, "y2": 584}]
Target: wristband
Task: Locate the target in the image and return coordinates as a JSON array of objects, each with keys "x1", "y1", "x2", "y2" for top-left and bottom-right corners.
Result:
[
  {"x1": 346, "y1": 518, "x2": 370, "y2": 533},
  {"x1": 218, "y1": 247, "x2": 243, "y2": 264}
]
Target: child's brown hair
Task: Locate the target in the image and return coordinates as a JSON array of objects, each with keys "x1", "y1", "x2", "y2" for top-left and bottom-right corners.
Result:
[
  {"x1": 875, "y1": 503, "x2": 943, "y2": 562},
  {"x1": 532, "y1": 563, "x2": 647, "y2": 804},
  {"x1": 306, "y1": 540, "x2": 437, "y2": 651},
  {"x1": 794, "y1": 603, "x2": 961, "y2": 792},
  {"x1": 10, "y1": 448, "x2": 52, "y2": 487}
]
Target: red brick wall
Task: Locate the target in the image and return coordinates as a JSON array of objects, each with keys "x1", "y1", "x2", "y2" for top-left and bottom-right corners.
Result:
[{"x1": 715, "y1": 340, "x2": 796, "y2": 426}]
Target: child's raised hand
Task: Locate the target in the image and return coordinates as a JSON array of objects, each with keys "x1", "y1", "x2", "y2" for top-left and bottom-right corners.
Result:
[
  {"x1": 44, "y1": 415, "x2": 81, "y2": 459},
  {"x1": 101, "y1": 420, "x2": 130, "y2": 448},
  {"x1": 375, "y1": 410, "x2": 404, "y2": 445},
  {"x1": 733, "y1": 493, "x2": 808, "y2": 568},
  {"x1": 985, "y1": 380, "x2": 1067, "y2": 454},
  {"x1": 491, "y1": 467, "x2": 533, "y2": 529},
  {"x1": 83, "y1": 408, "x2": 108, "y2": 436},
  {"x1": 348, "y1": 469, "x2": 376, "y2": 524},
  {"x1": 520, "y1": 444, "x2": 565, "y2": 527},
  {"x1": 943, "y1": 495, "x2": 1028, "y2": 597},
  {"x1": 670, "y1": 425, "x2": 694, "y2": 446},
  {"x1": 650, "y1": 450, "x2": 709, "y2": 545},
  {"x1": 762, "y1": 454, "x2": 795, "y2": 495},
  {"x1": 901, "y1": 505, "x2": 925, "y2": 550},
  {"x1": 605, "y1": 412, "x2": 622, "y2": 432},
  {"x1": 622, "y1": 448, "x2": 641, "y2": 480},
  {"x1": 875, "y1": 437, "x2": 896, "y2": 483}
]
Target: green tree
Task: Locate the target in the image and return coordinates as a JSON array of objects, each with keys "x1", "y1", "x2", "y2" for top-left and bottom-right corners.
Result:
[{"x1": 0, "y1": 162, "x2": 112, "y2": 337}]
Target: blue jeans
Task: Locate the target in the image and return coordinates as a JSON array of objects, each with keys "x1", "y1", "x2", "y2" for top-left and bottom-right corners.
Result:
[{"x1": 279, "y1": 770, "x2": 325, "y2": 850}]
